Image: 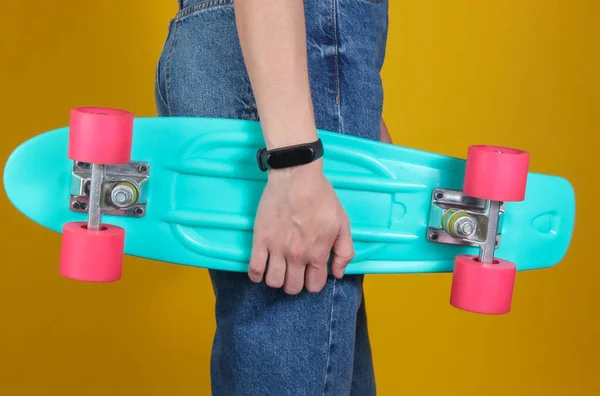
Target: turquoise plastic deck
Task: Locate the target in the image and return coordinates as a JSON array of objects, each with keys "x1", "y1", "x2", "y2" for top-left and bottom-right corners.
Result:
[{"x1": 3, "y1": 117, "x2": 575, "y2": 274}]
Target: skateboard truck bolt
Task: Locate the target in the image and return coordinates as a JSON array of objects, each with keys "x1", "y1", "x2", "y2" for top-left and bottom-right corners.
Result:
[
  {"x1": 110, "y1": 182, "x2": 138, "y2": 209},
  {"x1": 442, "y1": 209, "x2": 478, "y2": 239},
  {"x1": 113, "y1": 190, "x2": 130, "y2": 205},
  {"x1": 455, "y1": 216, "x2": 475, "y2": 237}
]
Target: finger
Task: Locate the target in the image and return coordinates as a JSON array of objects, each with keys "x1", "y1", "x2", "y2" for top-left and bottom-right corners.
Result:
[
  {"x1": 248, "y1": 242, "x2": 268, "y2": 283},
  {"x1": 284, "y1": 259, "x2": 307, "y2": 295},
  {"x1": 304, "y1": 259, "x2": 328, "y2": 293},
  {"x1": 265, "y1": 253, "x2": 286, "y2": 289},
  {"x1": 331, "y1": 222, "x2": 355, "y2": 279}
]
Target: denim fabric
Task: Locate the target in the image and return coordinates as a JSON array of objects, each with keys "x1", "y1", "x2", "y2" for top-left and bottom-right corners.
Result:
[{"x1": 156, "y1": 1, "x2": 388, "y2": 395}]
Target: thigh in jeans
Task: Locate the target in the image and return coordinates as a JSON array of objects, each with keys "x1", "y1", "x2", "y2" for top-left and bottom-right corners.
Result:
[{"x1": 154, "y1": 2, "x2": 375, "y2": 395}]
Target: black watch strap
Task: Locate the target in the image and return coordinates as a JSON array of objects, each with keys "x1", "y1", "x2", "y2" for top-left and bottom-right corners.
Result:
[{"x1": 256, "y1": 138, "x2": 324, "y2": 172}]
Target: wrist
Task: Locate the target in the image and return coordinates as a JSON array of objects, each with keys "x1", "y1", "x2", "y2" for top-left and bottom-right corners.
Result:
[
  {"x1": 261, "y1": 115, "x2": 318, "y2": 150},
  {"x1": 264, "y1": 130, "x2": 319, "y2": 150},
  {"x1": 267, "y1": 158, "x2": 323, "y2": 181}
]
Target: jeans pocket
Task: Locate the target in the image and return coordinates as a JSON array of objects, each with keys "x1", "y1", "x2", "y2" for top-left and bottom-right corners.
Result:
[
  {"x1": 176, "y1": 0, "x2": 234, "y2": 20},
  {"x1": 155, "y1": 19, "x2": 178, "y2": 115}
]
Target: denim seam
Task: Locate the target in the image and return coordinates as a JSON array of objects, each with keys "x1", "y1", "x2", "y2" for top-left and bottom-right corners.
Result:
[
  {"x1": 331, "y1": 0, "x2": 343, "y2": 134},
  {"x1": 165, "y1": 20, "x2": 181, "y2": 117},
  {"x1": 322, "y1": 278, "x2": 337, "y2": 395},
  {"x1": 242, "y1": 82, "x2": 258, "y2": 120},
  {"x1": 176, "y1": 0, "x2": 233, "y2": 20},
  {"x1": 155, "y1": 21, "x2": 173, "y2": 112},
  {"x1": 155, "y1": 71, "x2": 169, "y2": 111}
]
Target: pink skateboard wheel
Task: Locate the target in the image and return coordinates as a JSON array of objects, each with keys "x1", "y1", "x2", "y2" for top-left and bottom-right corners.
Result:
[
  {"x1": 450, "y1": 255, "x2": 516, "y2": 314},
  {"x1": 68, "y1": 107, "x2": 134, "y2": 165},
  {"x1": 60, "y1": 222, "x2": 125, "y2": 282},
  {"x1": 463, "y1": 145, "x2": 530, "y2": 202}
]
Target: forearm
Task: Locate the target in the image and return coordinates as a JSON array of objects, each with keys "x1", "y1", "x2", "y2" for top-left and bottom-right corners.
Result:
[{"x1": 233, "y1": 0, "x2": 317, "y2": 150}]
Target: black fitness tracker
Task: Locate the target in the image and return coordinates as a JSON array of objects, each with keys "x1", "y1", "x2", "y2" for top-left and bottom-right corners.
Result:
[{"x1": 256, "y1": 139, "x2": 324, "y2": 172}]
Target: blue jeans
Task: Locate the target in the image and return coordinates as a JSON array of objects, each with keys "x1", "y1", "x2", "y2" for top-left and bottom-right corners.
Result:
[{"x1": 155, "y1": 1, "x2": 388, "y2": 394}]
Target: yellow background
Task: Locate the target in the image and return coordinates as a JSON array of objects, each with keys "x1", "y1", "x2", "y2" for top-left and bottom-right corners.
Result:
[{"x1": 0, "y1": 1, "x2": 597, "y2": 395}]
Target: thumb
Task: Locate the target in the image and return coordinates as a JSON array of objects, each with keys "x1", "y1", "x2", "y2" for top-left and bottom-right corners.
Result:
[{"x1": 331, "y1": 221, "x2": 355, "y2": 279}]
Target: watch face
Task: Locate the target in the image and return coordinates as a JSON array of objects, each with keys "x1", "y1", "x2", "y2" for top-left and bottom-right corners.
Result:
[{"x1": 268, "y1": 147, "x2": 316, "y2": 169}]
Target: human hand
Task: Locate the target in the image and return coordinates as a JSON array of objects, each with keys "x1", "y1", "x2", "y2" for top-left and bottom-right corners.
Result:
[
  {"x1": 233, "y1": 0, "x2": 353, "y2": 294},
  {"x1": 248, "y1": 160, "x2": 354, "y2": 295}
]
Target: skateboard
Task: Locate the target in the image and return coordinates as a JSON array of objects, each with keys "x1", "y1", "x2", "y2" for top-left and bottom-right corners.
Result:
[{"x1": 3, "y1": 107, "x2": 575, "y2": 314}]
